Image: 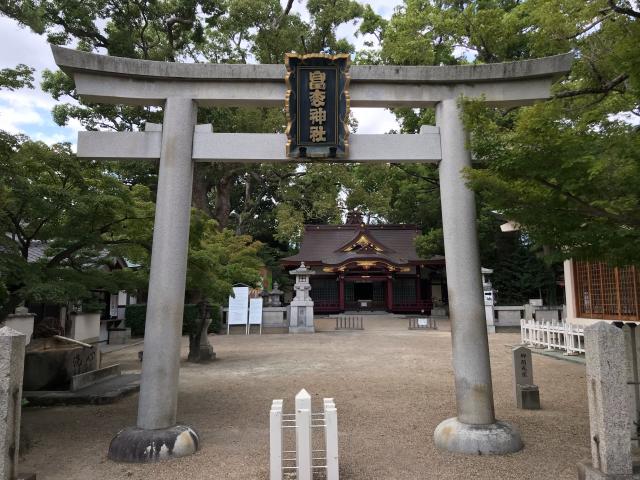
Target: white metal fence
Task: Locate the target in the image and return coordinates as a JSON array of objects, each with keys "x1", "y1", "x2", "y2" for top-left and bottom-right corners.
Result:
[
  {"x1": 270, "y1": 389, "x2": 339, "y2": 480},
  {"x1": 520, "y1": 319, "x2": 585, "y2": 355}
]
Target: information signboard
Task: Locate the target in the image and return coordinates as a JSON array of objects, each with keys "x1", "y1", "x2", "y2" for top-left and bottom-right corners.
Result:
[
  {"x1": 228, "y1": 286, "x2": 249, "y2": 334},
  {"x1": 249, "y1": 297, "x2": 263, "y2": 334}
]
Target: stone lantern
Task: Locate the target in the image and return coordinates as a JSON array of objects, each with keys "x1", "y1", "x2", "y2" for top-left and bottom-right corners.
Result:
[
  {"x1": 260, "y1": 288, "x2": 270, "y2": 307},
  {"x1": 269, "y1": 282, "x2": 283, "y2": 307},
  {"x1": 289, "y1": 262, "x2": 315, "y2": 333}
]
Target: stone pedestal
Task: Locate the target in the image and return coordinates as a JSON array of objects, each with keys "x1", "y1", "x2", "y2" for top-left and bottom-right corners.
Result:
[
  {"x1": 577, "y1": 461, "x2": 635, "y2": 480},
  {"x1": 516, "y1": 384, "x2": 540, "y2": 410},
  {"x1": 583, "y1": 322, "x2": 633, "y2": 478},
  {"x1": 289, "y1": 263, "x2": 315, "y2": 334},
  {"x1": 69, "y1": 312, "x2": 101, "y2": 343},
  {"x1": 0, "y1": 327, "x2": 26, "y2": 480}
]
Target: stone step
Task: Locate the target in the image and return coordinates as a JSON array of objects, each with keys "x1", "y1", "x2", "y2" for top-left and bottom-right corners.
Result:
[
  {"x1": 24, "y1": 373, "x2": 140, "y2": 406},
  {"x1": 70, "y1": 364, "x2": 122, "y2": 391}
]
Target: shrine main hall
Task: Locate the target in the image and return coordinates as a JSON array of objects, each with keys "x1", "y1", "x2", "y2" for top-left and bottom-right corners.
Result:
[{"x1": 282, "y1": 216, "x2": 446, "y2": 314}]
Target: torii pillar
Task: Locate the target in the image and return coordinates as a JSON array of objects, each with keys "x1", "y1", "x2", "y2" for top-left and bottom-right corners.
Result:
[
  {"x1": 51, "y1": 45, "x2": 572, "y2": 462},
  {"x1": 432, "y1": 99, "x2": 521, "y2": 453}
]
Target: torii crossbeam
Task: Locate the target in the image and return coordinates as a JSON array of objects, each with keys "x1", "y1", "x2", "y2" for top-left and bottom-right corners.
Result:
[{"x1": 52, "y1": 45, "x2": 572, "y2": 463}]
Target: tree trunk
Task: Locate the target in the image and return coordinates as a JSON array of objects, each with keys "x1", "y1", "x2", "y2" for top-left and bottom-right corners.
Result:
[
  {"x1": 187, "y1": 301, "x2": 215, "y2": 363},
  {"x1": 192, "y1": 164, "x2": 214, "y2": 217},
  {"x1": 214, "y1": 174, "x2": 234, "y2": 230}
]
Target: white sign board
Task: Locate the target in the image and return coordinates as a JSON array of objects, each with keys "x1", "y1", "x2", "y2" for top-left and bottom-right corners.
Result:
[
  {"x1": 417, "y1": 318, "x2": 428, "y2": 327},
  {"x1": 249, "y1": 298, "x2": 263, "y2": 334},
  {"x1": 228, "y1": 286, "x2": 249, "y2": 334},
  {"x1": 109, "y1": 294, "x2": 118, "y2": 318}
]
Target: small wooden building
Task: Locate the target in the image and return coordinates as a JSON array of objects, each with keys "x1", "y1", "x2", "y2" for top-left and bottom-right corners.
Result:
[{"x1": 281, "y1": 221, "x2": 446, "y2": 314}]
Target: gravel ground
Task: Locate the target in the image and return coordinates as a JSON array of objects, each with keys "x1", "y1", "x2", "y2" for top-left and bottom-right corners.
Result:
[{"x1": 19, "y1": 315, "x2": 590, "y2": 479}]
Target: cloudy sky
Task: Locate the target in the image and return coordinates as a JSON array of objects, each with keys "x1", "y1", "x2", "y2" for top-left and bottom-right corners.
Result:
[{"x1": 0, "y1": 0, "x2": 404, "y2": 146}]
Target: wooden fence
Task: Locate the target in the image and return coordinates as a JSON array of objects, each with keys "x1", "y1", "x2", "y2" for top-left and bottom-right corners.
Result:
[{"x1": 335, "y1": 316, "x2": 364, "y2": 330}]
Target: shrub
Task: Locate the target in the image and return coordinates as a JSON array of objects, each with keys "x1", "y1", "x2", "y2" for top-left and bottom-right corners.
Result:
[{"x1": 124, "y1": 304, "x2": 147, "y2": 336}]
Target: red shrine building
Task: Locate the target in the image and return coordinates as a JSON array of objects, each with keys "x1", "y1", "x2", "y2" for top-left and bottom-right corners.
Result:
[{"x1": 281, "y1": 220, "x2": 447, "y2": 314}]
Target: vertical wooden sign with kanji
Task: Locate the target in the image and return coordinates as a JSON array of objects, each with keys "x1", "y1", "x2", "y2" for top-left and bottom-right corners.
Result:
[{"x1": 285, "y1": 53, "x2": 351, "y2": 159}]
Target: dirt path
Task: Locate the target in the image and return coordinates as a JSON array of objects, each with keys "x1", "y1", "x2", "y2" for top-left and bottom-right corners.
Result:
[{"x1": 19, "y1": 316, "x2": 589, "y2": 479}]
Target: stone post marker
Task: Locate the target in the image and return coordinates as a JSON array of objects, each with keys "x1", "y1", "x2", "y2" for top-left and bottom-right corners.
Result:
[
  {"x1": 579, "y1": 322, "x2": 632, "y2": 479},
  {"x1": 512, "y1": 346, "x2": 540, "y2": 409},
  {"x1": 0, "y1": 326, "x2": 26, "y2": 480},
  {"x1": 622, "y1": 324, "x2": 640, "y2": 447}
]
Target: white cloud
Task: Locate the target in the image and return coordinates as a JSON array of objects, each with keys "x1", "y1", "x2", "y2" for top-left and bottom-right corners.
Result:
[
  {"x1": 0, "y1": 88, "x2": 58, "y2": 113},
  {"x1": 0, "y1": 106, "x2": 43, "y2": 131},
  {"x1": 0, "y1": 15, "x2": 73, "y2": 144},
  {"x1": 0, "y1": 17, "x2": 58, "y2": 72},
  {"x1": 352, "y1": 108, "x2": 399, "y2": 134},
  {"x1": 31, "y1": 131, "x2": 70, "y2": 145}
]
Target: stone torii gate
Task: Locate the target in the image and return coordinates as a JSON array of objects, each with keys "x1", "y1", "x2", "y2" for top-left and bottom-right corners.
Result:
[{"x1": 51, "y1": 46, "x2": 572, "y2": 462}]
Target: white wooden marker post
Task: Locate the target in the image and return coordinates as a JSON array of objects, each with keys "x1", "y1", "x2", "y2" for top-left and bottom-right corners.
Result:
[
  {"x1": 324, "y1": 398, "x2": 339, "y2": 480},
  {"x1": 269, "y1": 399, "x2": 283, "y2": 480},
  {"x1": 295, "y1": 389, "x2": 313, "y2": 480}
]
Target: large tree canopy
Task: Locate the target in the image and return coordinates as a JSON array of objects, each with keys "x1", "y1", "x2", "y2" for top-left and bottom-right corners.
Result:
[
  {"x1": 0, "y1": 132, "x2": 154, "y2": 320},
  {"x1": 3, "y1": 0, "x2": 639, "y2": 307}
]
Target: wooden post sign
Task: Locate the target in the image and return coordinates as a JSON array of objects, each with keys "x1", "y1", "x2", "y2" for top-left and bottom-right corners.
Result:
[{"x1": 285, "y1": 53, "x2": 350, "y2": 159}]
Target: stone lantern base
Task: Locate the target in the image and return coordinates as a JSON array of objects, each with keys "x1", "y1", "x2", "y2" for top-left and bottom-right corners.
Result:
[{"x1": 289, "y1": 302, "x2": 315, "y2": 333}]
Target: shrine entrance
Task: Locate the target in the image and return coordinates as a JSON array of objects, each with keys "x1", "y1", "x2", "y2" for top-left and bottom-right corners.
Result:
[
  {"x1": 51, "y1": 45, "x2": 572, "y2": 462},
  {"x1": 346, "y1": 277, "x2": 385, "y2": 311}
]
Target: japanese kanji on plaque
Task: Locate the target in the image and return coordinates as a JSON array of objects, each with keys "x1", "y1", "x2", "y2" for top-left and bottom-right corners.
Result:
[{"x1": 285, "y1": 53, "x2": 350, "y2": 158}]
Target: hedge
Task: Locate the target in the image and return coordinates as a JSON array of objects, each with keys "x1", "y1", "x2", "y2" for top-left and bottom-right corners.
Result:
[{"x1": 125, "y1": 303, "x2": 220, "y2": 337}]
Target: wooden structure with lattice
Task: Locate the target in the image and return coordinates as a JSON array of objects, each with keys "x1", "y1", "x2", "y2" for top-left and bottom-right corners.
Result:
[{"x1": 566, "y1": 260, "x2": 640, "y2": 323}]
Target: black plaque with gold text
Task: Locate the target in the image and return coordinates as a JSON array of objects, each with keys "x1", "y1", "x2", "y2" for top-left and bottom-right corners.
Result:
[{"x1": 285, "y1": 53, "x2": 350, "y2": 158}]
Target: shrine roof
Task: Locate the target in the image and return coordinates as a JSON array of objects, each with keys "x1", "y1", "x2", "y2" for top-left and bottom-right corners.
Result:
[{"x1": 281, "y1": 224, "x2": 443, "y2": 267}]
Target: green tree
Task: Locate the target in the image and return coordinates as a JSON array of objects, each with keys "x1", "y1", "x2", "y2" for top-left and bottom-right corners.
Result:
[
  {"x1": 460, "y1": 1, "x2": 640, "y2": 265},
  {"x1": 352, "y1": 0, "x2": 640, "y2": 300},
  {"x1": 184, "y1": 210, "x2": 263, "y2": 361},
  {"x1": 0, "y1": 64, "x2": 34, "y2": 90},
  {"x1": 186, "y1": 210, "x2": 263, "y2": 306},
  {"x1": 1, "y1": 0, "x2": 368, "y2": 248},
  {"x1": 0, "y1": 134, "x2": 154, "y2": 321}
]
